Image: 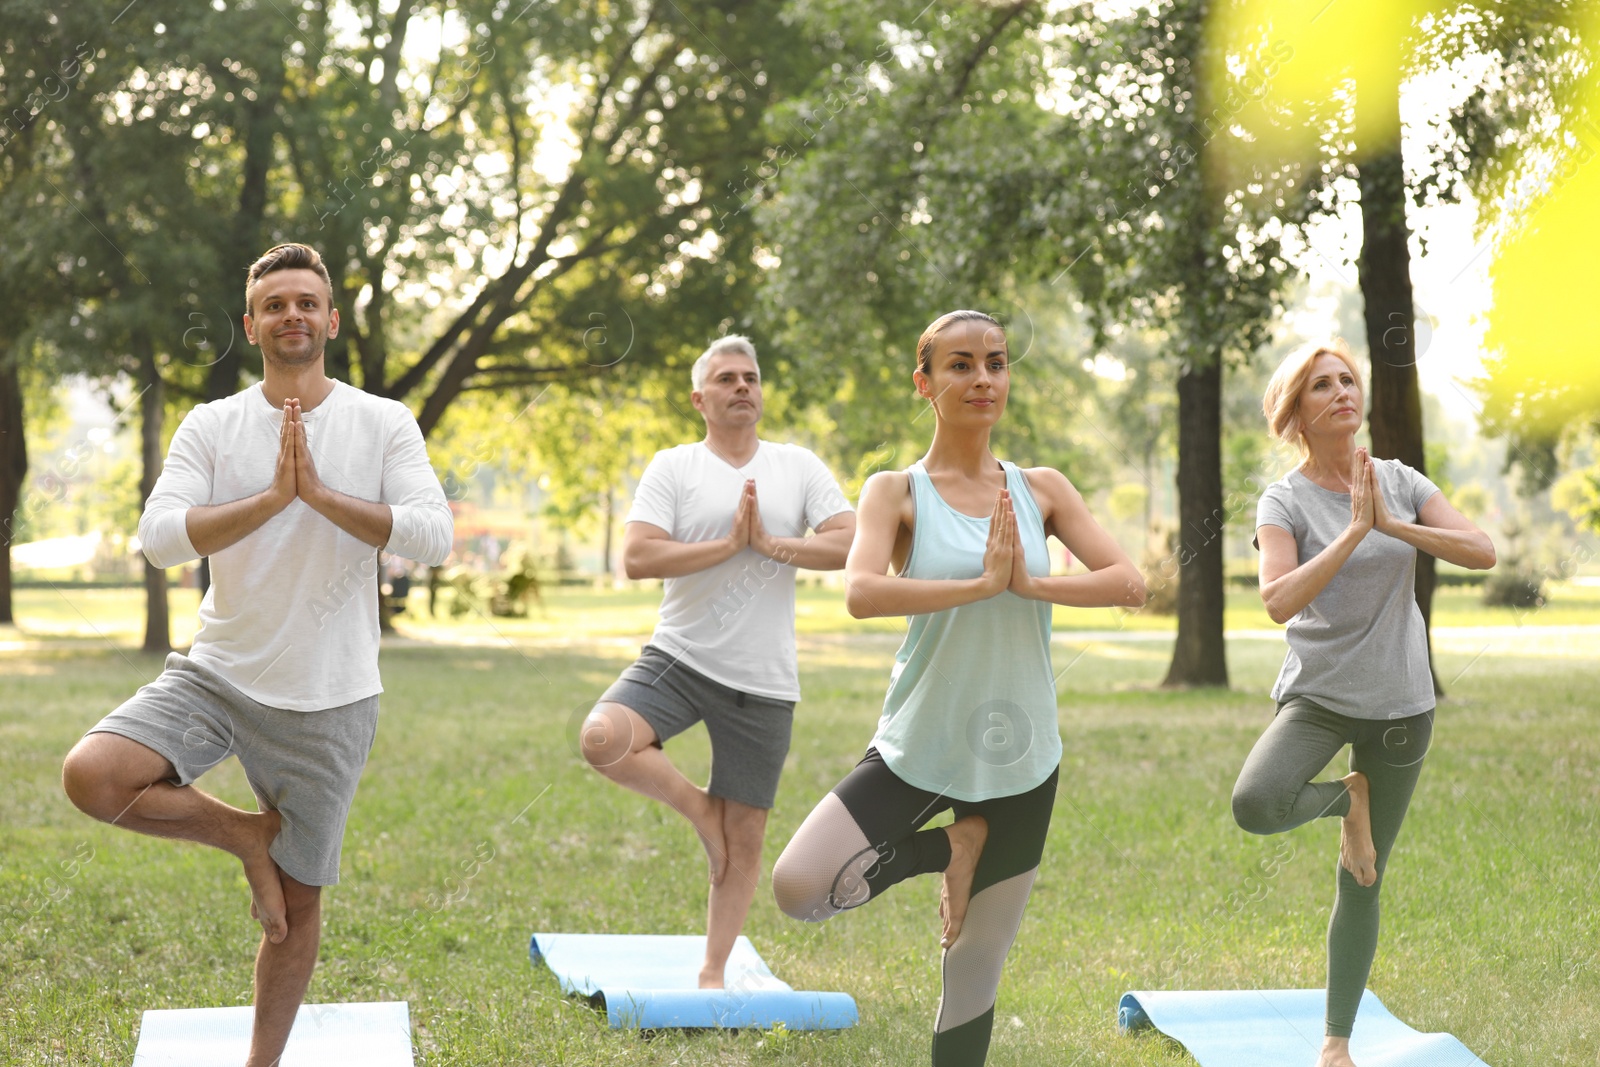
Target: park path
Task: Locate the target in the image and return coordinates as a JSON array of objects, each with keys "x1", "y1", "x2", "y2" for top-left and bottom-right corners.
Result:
[{"x1": 3, "y1": 623, "x2": 1596, "y2": 656}]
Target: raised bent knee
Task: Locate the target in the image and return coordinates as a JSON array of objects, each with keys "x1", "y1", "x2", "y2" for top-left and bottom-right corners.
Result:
[
  {"x1": 579, "y1": 706, "x2": 629, "y2": 772},
  {"x1": 62, "y1": 743, "x2": 121, "y2": 821},
  {"x1": 62, "y1": 733, "x2": 171, "y2": 822},
  {"x1": 771, "y1": 850, "x2": 834, "y2": 923},
  {"x1": 1231, "y1": 784, "x2": 1288, "y2": 836}
]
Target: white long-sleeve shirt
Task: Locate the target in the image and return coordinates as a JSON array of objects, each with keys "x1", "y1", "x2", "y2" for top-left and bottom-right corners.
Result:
[{"x1": 140, "y1": 380, "x2": 453, "y2": 711}]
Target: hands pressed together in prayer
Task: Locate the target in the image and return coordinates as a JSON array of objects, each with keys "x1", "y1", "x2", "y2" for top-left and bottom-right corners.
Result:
[
  {"x1": 252, "y1": 397, "x2": 391, "y2": 549},
  {"x1": 267, "y1": 399, "x2": 330, "y2": 511},
  {"x1": 978, "y1": 489, "x2": 1035, "y2": 600},
  {"x1": 725, "y1": 479, "x2": 792, "y2": 565},
  {"x1": 1345, "y1": 447, "x2": 1397, "y2": 539}
]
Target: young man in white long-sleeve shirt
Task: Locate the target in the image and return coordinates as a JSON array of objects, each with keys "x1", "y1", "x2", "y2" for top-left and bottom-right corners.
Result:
[{"x1": 61, "y1": 243, "x2": 453, "y2": 1067}]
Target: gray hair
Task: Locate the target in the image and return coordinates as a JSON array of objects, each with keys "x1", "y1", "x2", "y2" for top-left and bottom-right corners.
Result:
[{"x1": 691, "y1": 334, "x2": 760, "y2": 391}]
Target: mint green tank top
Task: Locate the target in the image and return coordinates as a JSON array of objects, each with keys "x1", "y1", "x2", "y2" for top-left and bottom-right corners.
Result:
[{"x1": 869, "y1": 461, "x2": 1061, "y2": 802}]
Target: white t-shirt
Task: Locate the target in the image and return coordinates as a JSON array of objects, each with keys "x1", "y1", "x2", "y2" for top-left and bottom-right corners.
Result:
[
  {"x1": 627, "y1": 440, "x2": 852, "y2": 700},
  {"x1": 139, "y1": 381, "x2": 454, "y2": 711}
]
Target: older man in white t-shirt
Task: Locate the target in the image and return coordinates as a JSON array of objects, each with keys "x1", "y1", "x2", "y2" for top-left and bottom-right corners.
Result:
[
  {"x1": 61, "y1": 243, "x2": 453, "y2": 1067},
  {"x1": 581, "y1": 335, "x2": 855, "y2": 988}
]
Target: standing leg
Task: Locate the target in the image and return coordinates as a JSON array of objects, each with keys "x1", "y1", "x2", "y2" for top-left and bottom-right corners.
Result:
[
  {"x1": 582, "y1": 701, "x2": 729, "y2": 884},
  {"x1": 1320, "y1": 710, "x2": 1431, "y2": 1063},
  {"x1": 701, "y1": 800, "x2": 767, "y2": 988},
  {"x1": 931, "y1": 768, "x2": 1058, "y2": 1067},
  {"x1": 245, "y1": 874, "x2": 322, "y2": 1067}
]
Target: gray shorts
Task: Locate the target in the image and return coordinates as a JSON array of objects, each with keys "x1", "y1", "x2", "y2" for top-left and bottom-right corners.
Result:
[
  {"x1": 599, "y1": 644, "x2": 794, "y2": 809},
  {"x1": 87, "y1": 653, "x2": 379, "y2": 886}
]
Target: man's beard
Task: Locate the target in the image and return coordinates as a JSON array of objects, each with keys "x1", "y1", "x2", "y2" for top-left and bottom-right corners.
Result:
[{"x1": 262, "y1": 328, "x2": 327, "y2": 368}]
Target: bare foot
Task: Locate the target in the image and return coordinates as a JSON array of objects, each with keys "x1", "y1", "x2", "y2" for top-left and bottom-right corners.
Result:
[
  {"x1": 1339, "y1": 771, "x2": 1377, "y2": 888},
  {"x1": 240, "y1": 809, "x2": 288, "y2": 943},
  {"x1": 940, "y1": 815, "x2": 988, "y2": 948},
  {"x1": 697, "y1": 963, "x2": 725, "y2": 989},
  {"x1": 686, "y1": 789, "x2": 728, "y2": 886},
  {"x1": 1317, "y1": 1036, "x2": 1357, "y2": 1067}
]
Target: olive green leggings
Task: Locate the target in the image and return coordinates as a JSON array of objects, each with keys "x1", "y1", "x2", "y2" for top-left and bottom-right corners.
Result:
[{"x1": 1230, "y1": 696, "x2": 1433, "y2": 1038}]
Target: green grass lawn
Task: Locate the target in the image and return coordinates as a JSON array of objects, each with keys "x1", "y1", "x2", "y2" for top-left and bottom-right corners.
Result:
[{"x1": 2, "y1": 591, "x2": 1597, "y2": 1065}]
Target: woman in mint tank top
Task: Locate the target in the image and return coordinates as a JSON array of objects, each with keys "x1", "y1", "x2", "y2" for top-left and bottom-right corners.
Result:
[
  {"x1": 772, "y1": 311, "x2": 1147, "y2": 1067},
  {"x1": 1231, "y1": 340, "x2": 1495, "y2": 1067}
]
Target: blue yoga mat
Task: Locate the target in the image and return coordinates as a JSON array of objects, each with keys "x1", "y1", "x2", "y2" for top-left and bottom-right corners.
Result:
[
  {"x1": 131, "y1": 1001, "x2": 413, "y2": 1066},
  {"x1": 1118, "y1": 989, "x2": 1490, "y2": 1067},
  {"x1": 530, "y1": 932, "x2": 857, "y2": 1030}
]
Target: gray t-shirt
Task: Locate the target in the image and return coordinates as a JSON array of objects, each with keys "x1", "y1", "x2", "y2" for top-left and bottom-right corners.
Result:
[{"x1": 1255, "y1": 458, "x2": 1441, "y2": 720}]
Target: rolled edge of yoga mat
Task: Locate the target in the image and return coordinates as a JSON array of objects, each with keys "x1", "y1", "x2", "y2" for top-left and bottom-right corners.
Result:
[
  {"x1": 604, "y1": 989, "x2": 859, "y2": 1030},
  {"x1": 1117, "y1": 993, "x2": 1153, "y2": 1033},
  {"x1": 528, "y1": 934, "x2": 859, "y2": 1031}
]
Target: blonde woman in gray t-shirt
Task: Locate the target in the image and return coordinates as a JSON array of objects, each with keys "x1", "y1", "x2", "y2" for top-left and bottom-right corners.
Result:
[{"x1": 1231, "y1": 340, "x2": 1495, "y2": 1067}]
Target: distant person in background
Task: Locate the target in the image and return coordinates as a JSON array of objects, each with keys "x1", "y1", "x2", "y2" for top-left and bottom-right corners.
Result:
[
  {"x1": 383, "y1": 554, "x2": 413, "y2": 617},
  {"x1": 772, "y1": 310, "x2": 1145, "y2": 1067},
  {"x1": 61, "y1": 243, "x2": 453, "y2": 1067},
  {"x1": 1231, "y1": 339, "x2": 1495, "y2": 1067},
  {"x1": 579, "y1": 334, "x2": 855, "y2": 988}
]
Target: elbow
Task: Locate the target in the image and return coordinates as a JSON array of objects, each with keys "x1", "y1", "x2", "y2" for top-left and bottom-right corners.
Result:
[
  {"x1": 387, "y1": 505, "x2": 454, "y2": 567},
  {"x1": 843, "y1": 581, "x2": 877, "y2": 620},
  {"x1": 136, "y1": 515, "x2": 166, "y2": 568},
  {"x1": 425, "y1": 542, "x2": 452, "y2": 568},
  {"x1": 432, "y1": 514, "x2": 456, "y2": 567},
  {"x1": 138, "y1": 513, "x2": 191, "y2": 570},
  {"x1": 420, "y1": 525, "x2": 453, "y2": 569},
  {"x1": 1476, "y1": 539, "x2": 1498, "y2": 571},
  {"x1": 621, "y1": 550, "x2": 652, "y2": 581},
  {"x1": 1124, "y1": 570, "x2": 1148, "y2": 608},
  {"x1": 1259, "y1": 583, "x2": 1289, "y2": 625}
]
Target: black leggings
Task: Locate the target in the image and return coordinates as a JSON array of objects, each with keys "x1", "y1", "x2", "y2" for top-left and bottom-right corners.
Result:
[
  {"x1": 773, "y1": 750, "x2": 1058, "y2": 1066},
  {"x1": 1231, "y1": 698, "x2": 1433, "y2": 1037}
]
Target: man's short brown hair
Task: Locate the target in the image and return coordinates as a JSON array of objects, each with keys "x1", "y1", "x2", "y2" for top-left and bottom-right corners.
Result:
[{"x1": 245, "y1": 243, "x2": 333, "y2": 316}]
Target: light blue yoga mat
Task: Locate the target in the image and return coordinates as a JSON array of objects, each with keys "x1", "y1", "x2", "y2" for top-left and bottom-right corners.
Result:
[
  {"x1": 1118, "y1": 989, "x2": 1491, "y2": 1067},
  {"x1": 530, "y1": 932, "x2": 857, "y2": 1030},
  {"x1": 132, "y1": 1001, "x2": 413, "y2": 1066}
]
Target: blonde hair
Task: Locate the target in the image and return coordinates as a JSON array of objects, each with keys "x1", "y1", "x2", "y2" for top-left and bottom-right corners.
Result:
[{"x1": 1262, "y1": 339, "x2": 1364, "y2": 461}]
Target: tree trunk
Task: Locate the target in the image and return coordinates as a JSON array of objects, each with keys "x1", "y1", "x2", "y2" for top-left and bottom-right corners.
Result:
[
  {"x1": 602, "y1": 488, "x2": 614, "y2": 578},
  {"x1": 1162, "y1": 353, "x2": 1229, "y2": 688},
  {"x1": 137, "y1": 333, "x2": 172, "y2": 654},
  {"x1": 1356, "y1": 54, "x2": 1439, "y2": 694},
  {"x1": 0, "y1": 354, "x2": 26, "y2": 625}
]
